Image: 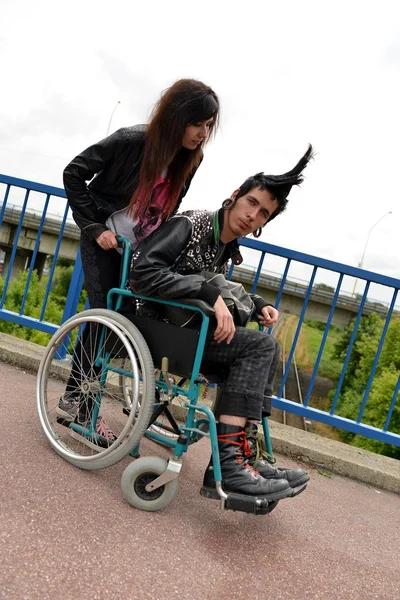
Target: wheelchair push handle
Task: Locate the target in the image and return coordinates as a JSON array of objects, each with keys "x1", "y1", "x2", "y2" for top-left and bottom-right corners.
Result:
[
  {"x1": 116, "y1": 236, "x2": 133, "y2": 288},
  {"x1": 116, "y1": 235, "x2": 131, "y2": 252}
]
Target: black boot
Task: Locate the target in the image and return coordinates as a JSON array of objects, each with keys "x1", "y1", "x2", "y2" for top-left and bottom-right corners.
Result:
[
  {"x1": 203, "y1": 423, "x2": 292, "y2": 501},
  {"x1": 245, "y1": 422, "x2": 310, "y2": 488}
]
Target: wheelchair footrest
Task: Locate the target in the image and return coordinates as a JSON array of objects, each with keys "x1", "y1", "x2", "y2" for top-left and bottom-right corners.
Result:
[{"x1": 200, "y1": 486, "x2": 278, "y2": 515}]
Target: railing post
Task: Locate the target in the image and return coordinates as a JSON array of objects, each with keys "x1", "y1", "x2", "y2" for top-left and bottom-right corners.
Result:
[
  {"x1": 61, "y1": 248, "x2": 85, "y2": 325},
  {"x1": 54, "y1": 248, "x2": 85, "y2": 360}
]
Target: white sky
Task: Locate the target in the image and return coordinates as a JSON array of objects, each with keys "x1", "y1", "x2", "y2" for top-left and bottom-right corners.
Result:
[{"x1": 1, "y1": 0, "x2": 399, "y2": 303}]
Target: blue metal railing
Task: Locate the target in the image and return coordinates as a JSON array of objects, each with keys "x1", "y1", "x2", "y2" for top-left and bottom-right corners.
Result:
[
  {"x1": 234, "y1": 237, "x2": 400, "y2": 446},
  {"x1": 0, "y1": 174, "x2": 82, "y2": 334},
  {"x1": 1, "y1": 173, "x2": 399, "y2": 447}
]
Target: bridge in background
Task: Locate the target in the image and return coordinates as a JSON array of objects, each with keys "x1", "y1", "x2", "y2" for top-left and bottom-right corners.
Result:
[
  {"x1": 233, "y1": 265, "x2": 395, "y2": 326},
  {"x1": 0, "y1": 204, "x2": 79, "y2": 278},
  {"x1": 0, "y1": 203, "x2": 395, "y2": 327}
]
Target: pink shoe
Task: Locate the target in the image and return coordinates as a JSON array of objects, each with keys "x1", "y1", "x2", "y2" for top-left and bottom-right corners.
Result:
[{"x1": 70, "y1": 416, "x2": 117, "y2": 451}]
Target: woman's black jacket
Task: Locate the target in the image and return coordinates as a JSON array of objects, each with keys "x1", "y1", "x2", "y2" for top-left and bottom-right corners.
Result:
[{"x1": 63, "y1": 124, "x2": 200, "y2": 240}]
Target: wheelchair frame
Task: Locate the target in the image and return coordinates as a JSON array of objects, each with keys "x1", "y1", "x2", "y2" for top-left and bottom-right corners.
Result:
[
  {"x1": 112, "y1": 237, "x2": 273, "y2": 455},
  {"x1": 37, "y1": 236, "x2": 276, "y2": 513}
]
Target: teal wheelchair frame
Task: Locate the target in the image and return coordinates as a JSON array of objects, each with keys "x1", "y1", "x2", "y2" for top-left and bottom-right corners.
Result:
[{"x1": 37, "y1": 236, "x2": 276, "y2": 514}]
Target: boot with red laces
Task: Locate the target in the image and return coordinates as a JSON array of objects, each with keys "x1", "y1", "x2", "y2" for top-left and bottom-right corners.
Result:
[
  {"x1": 202, "y1": 423, "x2": 293, "y2": 501},
  {"x1": 245, "y1": 422, "x2": 309, "y2": 488}
]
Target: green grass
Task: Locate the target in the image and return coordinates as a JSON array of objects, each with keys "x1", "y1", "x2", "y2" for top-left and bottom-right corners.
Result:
[
  {"x1": 261, "y1": 314, "x2": 343, "y2": 382},
  {"x1": 301, "y1": 323, "x2": 342, "y2": 380}
]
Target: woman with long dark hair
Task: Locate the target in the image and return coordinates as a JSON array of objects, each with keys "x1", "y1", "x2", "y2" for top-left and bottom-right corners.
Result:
[
  {"x1": 59, "y1": 79, "x2": 220, "y2": 439},
  {"x1": 64, "y1": 78, "x2": 219, "y2": 308}
]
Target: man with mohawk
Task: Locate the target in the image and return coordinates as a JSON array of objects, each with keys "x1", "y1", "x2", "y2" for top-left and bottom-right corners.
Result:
[{"x1": 130, "y1": 145, "x2": 314, "y2": 502}]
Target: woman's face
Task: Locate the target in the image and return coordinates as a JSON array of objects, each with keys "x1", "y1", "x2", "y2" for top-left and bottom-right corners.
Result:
[{"x1": 182, "y1": 117, "x2": 215, "y2": 149}]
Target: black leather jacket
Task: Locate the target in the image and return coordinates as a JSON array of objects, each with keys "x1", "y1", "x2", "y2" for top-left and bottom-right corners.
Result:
[
  {"x1": 130, "y1": 208, "x2": 269, "y2": 313},
  {"x1": 63, "y1": 125, "x2": 200, "y2": 240}
]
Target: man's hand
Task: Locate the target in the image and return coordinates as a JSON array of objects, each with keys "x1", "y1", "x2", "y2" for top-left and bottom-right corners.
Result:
[
  {"x1": 213, "y1": 295, "x2": 236, "y2": 344},
  {"x1": 95, "y1": 230, "x2": 118, "y2": 250},
  {"x1": 258, "y1": 305, "x2": 279, "y2": 328}
]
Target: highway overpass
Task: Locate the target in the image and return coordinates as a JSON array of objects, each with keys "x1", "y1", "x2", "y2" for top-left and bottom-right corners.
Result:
[{"x1": 0, "y1": 204, "x2": 394, "y2": 326}]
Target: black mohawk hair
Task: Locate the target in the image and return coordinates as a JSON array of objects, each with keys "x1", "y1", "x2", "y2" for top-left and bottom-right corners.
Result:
[
  {"x1": 233, "y1": 144, "x2": 315, "y2": 224},
  {"x1": 264, "y1": 144, "x2": 314, "y2": 201}
]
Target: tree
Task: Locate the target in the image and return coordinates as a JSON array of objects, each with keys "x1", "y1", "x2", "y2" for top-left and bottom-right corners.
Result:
[
  {"x1": 0, "y1": 268, "x2": 86, "y2": 345},
  {"x1": 331, "y1": 313, "x2": 383, "y2": 395},
  {"x1": 330, "y1": 313, "x2": 400, "y2": 458},
  {"x1": 352, "y1": 369, "x2": 399, "y2": 459}
]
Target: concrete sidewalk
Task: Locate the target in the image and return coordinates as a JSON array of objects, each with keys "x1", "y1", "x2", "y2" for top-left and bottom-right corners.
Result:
[
  {"x1": 0, "y1": 331, "x2": 399, "y2": 494},
  {"x1": 1, "y1": 359, "x2": 399, "y2": 600}
]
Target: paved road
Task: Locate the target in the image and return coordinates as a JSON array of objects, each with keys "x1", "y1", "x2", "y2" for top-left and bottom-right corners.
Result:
[{"x1": 1, "y1": 361, "x2": 399, "y2": 600}]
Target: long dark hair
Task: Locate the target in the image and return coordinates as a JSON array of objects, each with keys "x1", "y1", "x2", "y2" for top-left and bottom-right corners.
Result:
[{"x1": 128, "y1": 79, "x2": 220, "y2": 219}]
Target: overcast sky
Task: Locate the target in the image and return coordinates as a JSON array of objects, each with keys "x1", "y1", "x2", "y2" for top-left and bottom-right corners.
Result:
[{"x1": 1, "y1": 0, "x2": 399, "y2": 303}]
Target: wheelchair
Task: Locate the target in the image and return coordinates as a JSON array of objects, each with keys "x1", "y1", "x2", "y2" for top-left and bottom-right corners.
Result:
[{"x1": 36, "y1": 237, "x2": 278, "y2": 515}]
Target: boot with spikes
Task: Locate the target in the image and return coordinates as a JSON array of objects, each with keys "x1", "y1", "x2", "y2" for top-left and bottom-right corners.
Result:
[
  {"x1": 245, "y1": 422, "x2": 309, "y2": 488},
  {"x1": 202, "y1": 423, "x2": 294, "y2": 501}
]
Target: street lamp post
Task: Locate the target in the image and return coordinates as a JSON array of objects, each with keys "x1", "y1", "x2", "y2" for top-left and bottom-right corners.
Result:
[
  {"x1": 106, "y1": 101, "x2": 121, "y2": 136},
  {"x1": 352, "y1": 211, "x2": 392, "y2": 296}
]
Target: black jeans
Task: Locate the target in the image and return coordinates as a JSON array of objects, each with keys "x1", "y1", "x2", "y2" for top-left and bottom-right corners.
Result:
[
  {"x1": 80, "y1": 234, "x2": 122, "y2": 309},
  {"x1": 65, "y1": 235, "x2": 130, "y2": 412},
  {"x1": 201, "y1": 326, "x2": 280, "y2": 421}
]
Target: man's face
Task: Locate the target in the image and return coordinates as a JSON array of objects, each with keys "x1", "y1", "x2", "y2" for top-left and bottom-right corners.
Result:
[{"x1": 224, "y1": 187, "x2": 278, "y2": 240}]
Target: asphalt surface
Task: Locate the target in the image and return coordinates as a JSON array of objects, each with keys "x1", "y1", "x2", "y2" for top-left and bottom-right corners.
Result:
[{"x1": 1, "y1": 361, "x2": 399, "y2": 600}]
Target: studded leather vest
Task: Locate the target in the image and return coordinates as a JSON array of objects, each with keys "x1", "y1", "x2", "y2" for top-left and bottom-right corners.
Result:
[{"x1": 169, "y1": 209, "x2": 243, "y2": 276}]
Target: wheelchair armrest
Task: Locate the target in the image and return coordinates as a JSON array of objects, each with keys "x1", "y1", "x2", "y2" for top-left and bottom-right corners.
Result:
[
  {"x1": 248, "y1": 315, "x2": 264, "y2": 332},
  {"x1": 169, "y1": 297, "x2": 215, "y2": 317}
]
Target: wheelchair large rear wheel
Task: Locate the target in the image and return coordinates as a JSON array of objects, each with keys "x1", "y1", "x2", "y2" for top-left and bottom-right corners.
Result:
[{"x1": 37, "y1": 309, "x2": 155, "y2": 470}]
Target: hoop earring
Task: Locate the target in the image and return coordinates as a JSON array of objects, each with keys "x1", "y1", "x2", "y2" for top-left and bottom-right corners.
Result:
[
  {"x1": 222, "y1": 198, "x2": 235, "y2": 209},
  {"x1": 253, "y1": 227, "x2": 262, "y2": 238}
]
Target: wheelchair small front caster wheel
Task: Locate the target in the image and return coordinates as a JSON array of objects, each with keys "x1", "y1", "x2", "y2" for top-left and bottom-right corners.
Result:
[{"x1": 121, "y1": 456, "x2": 178, "y2": 512}]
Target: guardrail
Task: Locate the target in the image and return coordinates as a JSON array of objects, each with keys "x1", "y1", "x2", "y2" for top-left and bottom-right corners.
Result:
[
  {"x1": 0, "y1": 174, "x2": 83, "y2": 334},
  {"x1": 1, "y1": 173, "x2": 399, "y2": 448},
  {"x1": 233, "y1": 264, "x2": 397, "y2": 318},
  {"x1": 2, "y1": 203, "x2": 80, "y2": 239},
  {"x1": 229, "y1": 239, "x2": 400, "y2": 446}
]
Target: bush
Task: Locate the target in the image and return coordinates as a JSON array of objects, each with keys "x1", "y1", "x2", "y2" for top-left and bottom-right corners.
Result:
[
  {"x1": 0, "y1": 266, "x2": 86, "y2": 346},
  {"x1": 330, "y1": 313, "x2": 400, "y2": 459}
]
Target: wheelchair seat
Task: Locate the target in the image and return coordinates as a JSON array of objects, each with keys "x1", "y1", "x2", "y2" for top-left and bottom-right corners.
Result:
[{"x1": 119, "y1": 314, "x2": 201, "y2": 378}]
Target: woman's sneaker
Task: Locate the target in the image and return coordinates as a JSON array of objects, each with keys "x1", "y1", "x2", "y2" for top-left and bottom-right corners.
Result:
[
  {"x1": 70, "y1": 416, "x2": 117, "y2": 452},
  {"x1": 56, "y1": 394, "x2": 79, "y2": 423}
]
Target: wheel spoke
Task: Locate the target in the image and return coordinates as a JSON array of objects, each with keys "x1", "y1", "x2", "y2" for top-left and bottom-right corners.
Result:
[{"x1": 37, "y1": 310, "x2": 155, "y2": 470}]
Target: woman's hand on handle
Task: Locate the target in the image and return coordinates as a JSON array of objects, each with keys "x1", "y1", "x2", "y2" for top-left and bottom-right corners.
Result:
[{"x1": 95, "y1": 230, "x2": 118, "y2": 250}]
